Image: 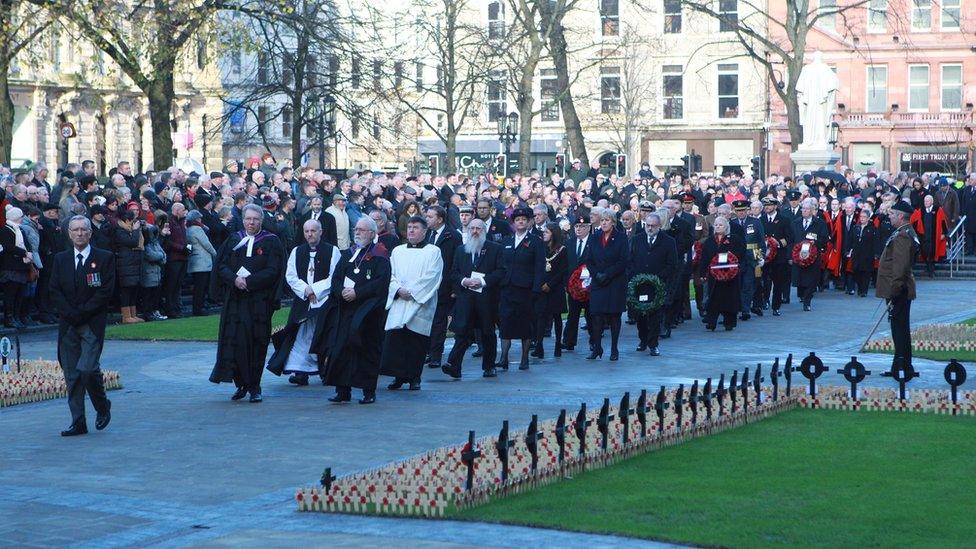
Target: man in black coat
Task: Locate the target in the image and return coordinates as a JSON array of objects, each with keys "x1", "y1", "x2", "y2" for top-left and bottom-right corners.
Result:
[
  {"x1": 662, "y1": 200, "x2": 693, "y2": 335},
  {"x1": 850, "y1": 209, "x2": 880, "y2": 297},
  {"x1": 423, "y1": 205, "x2": 459, "y2": 370},
  {"x1": 562, "y1": 213, "x2": 591, "y2": 351},
  {"x1": 48, "y1": 215, "x2": 117, "y2": 436},
  {"x1": 760, "y1": 196, "x2": 793, "y2": 315},
  {"x1": 442, "y1": 219, "x2": 507, "y2": 378},
  {"x1": 477, "y1": 198, "x2": 512, "y2": 244},
  {"x1": 791, "y1": 198, "x2": 829, "y2": 311},
  {"x1": 627, "y1": 212, "x2": 677, "y2": 356}
]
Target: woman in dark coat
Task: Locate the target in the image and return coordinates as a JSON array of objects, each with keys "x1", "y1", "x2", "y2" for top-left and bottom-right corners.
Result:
[
  {"x1": 587, "y1": 208, "x2": 629, "y2": 361},
  {"x1": 532, "y1": 222, "x2": 568, "y2": 359},
  {"x1": 0, "y1": 207, "x2": 32, "y2": 329},
  {"x1": 698, "y1": 216, "x2": 746, "y2": 331},
  {"x1": 850, "y1": 209, "x2": 879, "y2": 297},
  {"x1": 113, "y1": 209, "x2": 145, "y2": 323}
]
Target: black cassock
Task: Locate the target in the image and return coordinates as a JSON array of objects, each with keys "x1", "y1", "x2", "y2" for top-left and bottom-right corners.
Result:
[
  {"x1": 209, "y1": 230, "x2": 285, "y2": 391},
  {"x1": 314, "y1": 244, "x2": 391, "y2": 391}
]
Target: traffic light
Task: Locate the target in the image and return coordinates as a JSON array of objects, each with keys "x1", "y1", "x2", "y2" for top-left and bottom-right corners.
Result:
[
  {"x1": 750, "y1": 155, "x2": 762, "y2": 179},
  {"x1": 690, "y1": 153, "x2": 702, "y2": 174},
  {"x1": 494, "y1": 153, "x2": 507, "y2": 178},
  {"x1": 554, "y1": 153, "x2": 566, "y2": 178},
  {"x1": 428, "y1": 156, "x2": 439, "y2": 177},
  {"x1": 615, "y1": 153, "x2": 627, "y2": 177},
  {"x1": 680, "y1": 154, "x2": 690, "y2": 176}
]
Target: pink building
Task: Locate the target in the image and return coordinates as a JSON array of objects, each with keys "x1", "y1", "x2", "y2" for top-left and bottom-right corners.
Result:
[{"x1": 769, "y1": 0, "x2": 976, "y2": 177}]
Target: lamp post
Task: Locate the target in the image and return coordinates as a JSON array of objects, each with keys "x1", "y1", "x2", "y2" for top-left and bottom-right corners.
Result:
[
  {"x1": 324, "y1": 95, "x2": 337, "y2": 169},
  {"x1": 828, "y1": 121, "x2": 840, "y2": 148},
  {"x1": 307, "y1": 93, "x2": 325, "y2": 169},
  {"x1": 497, "y1": 111, "x2": 518, "y2": 155}
]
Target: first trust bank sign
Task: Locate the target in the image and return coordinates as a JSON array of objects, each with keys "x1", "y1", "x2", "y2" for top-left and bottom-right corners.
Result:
[{"x1": 900, "y1": 152, "x2": 968, "y2": 162}]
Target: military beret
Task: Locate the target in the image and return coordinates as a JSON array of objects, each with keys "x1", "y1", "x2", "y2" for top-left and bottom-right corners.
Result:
[
  {"x1": 680, "y1": 192, "x2": 695, "y2": 203},
  {"x1": 511, "y1": 207, "x2": 533, "y2": 220},
  {"x1": 890, "y1": 200, "x2": 914, "y2": 215},
  {"x1": 572, "y1": 213, "x2": 590, "y2": 225}
]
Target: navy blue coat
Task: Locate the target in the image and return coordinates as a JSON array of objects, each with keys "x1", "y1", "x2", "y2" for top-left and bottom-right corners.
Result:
[
  {"x1": 627, "y1": 231, "x2": 678, "y2": 303},
  {"x1": 587, "y1": 228, "x2": 629, "y2": 314},
  {"x1": 500, "y1": 232, "x2": 545, "y2": 291}
]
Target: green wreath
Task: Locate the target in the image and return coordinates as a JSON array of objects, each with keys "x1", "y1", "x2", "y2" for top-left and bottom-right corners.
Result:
[{"x1": 627, "y1": 274, "x2": 666, "y2": 314}]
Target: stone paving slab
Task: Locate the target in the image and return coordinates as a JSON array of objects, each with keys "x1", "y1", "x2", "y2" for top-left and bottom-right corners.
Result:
[{"x1": 0, "y1": 280, "x2": 972, "y2": 547}]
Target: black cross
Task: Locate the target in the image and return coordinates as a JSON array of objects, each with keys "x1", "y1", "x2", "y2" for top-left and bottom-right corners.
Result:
[
  {"x1": 618, "y1": 392, "x2": 634, "y2": 444},
  {"x1": 597, "y1": 398, "x2": 615, "y2": 451},
  {"x1": 944, "y1": 360, "x2": 968, "y2": 413},
  {"x1": 753, "y1": 364, "x2": 765, "y2": 407},
  {"x1": 771, "y1": 357, "x2": 781, "y2": 402},
  {"x1": 689, "y1": 381, "x2": 700, "y2": 425},
  {"x1": 554, "y1": 409, "x2": 568, "y2": 464},
  {"x1": 729, "y1": 371, "x2": 739, "y2": 413},
  {"x1": 574, "y1": 403, "x2": 592, "y2": 458},
  {"x1": 525, "y1": 415, "x2": 543, "y2": 472},
  {"x1": 654, "y1": 386, "x2": 670, "y2": 434},
  {"x1": 714, "y1": 374, "x2": 727, "y2": 416},
  {"x1": 320, "y1": 467, "x2": 337, "y2": 493},
  {"x1": 673, "y1": 384, "x2": 687, "y2": 430},
  {"x1": 740, "y1": 368, "x2": 750, "y2": 416},
  {"x1": 798, "y1": 352, "x2": 828, "y2": 399},
  {"x1": 784, "y1": 353, "x2": 794, "y2": 397},
  {"x1": 461, "y1": 430, "x2": 482, "y2": 491},
  {"x1": 496, "y1": 420, "x2": 515, "y2": 482},
  {"x1": 882, "y1": 357, "x2": 918, "y2": 401},
  {"x1": 702, "y1": 378, "x2": 713, "y2": 420},
  {"x1": 837, "y1": 357, "x2": 871, "y2": 400},
  {"x1": 14, "y1": 335, "x2": 21, "y2": 373},
  {"x1": 636, "y1": 389, "x2": 651, "y2": 439}
]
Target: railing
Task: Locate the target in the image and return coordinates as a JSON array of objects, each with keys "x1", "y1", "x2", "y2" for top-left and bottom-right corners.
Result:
[{"x1": 947, "y1": 215, "x2": 967, "y2": 278}]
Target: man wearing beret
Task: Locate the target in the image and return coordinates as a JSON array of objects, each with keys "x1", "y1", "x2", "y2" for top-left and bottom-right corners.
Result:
[{"x1": 876, "y1": 200, "x2": 919, "y2": 370}]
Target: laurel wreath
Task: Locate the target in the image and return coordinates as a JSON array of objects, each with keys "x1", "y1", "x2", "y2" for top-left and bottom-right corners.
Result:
[{"x1": 626, "y1": 273, "x2": 666, "y2": 314}]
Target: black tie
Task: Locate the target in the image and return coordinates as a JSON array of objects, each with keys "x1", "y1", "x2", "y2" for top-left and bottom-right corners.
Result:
[
  {"x1": 429, "y1": 231, "x2": 436, "y2": 244},
  {"x1": 76, "y1": 253, "x2": 84, "y2": 272},
  {"x1": 804, "y1": 220, "x2": 809, "y2": 231},
  {"x1": 576, "y1": 240, "x2": 582, "y2": 257}
]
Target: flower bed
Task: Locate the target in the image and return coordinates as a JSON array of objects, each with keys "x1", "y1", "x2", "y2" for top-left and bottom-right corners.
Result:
[
  {"x1": 0, "y1": 360, "x2": 123, "y2": 408},
  {"x1": 295, "y1": 383, "x2": 974, "y2": 517},
  {"x1": 864, "y1": 323, "x2": 976, "y2": 353}
]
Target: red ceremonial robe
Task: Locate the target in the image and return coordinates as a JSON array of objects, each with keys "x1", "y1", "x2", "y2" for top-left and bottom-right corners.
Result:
[{"x1": 910, "y1": 207, "x2": 948, "y2": 261}]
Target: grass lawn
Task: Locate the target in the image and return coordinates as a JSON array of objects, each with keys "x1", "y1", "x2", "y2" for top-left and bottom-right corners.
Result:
[
  {"x1": 453, "y1": 408, "x2": 976, "y2": 547},
  {"x1": 962, "y1": 317, "x2": 976, "y2": 325},
  {"x1": 105, "y1": 308, "x2": 291, "y2": 341}
]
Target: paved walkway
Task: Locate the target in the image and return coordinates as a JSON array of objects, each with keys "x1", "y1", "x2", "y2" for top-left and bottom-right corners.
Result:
[{"x1": 1, "y1": 280, "x2": 973, "y2": 547}]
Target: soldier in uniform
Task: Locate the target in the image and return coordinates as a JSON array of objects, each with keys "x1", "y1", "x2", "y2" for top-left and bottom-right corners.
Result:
[
  {"x1": 780, "y1": 189, "x2": 802, "y2": 305},
  {"x1": 760, "y1": 196, "x2": 792, "y2": 316},
  {"x1": 790, "y1": 198, "x2": 829, "y2": 312},
  {"x1": 876, "y1": 201, "x2": 918, "y2": 369},
  {"x1": 730, "y1": 200, "x2": 766, "y2": 320},
  {"x1": 682, "y1": 193, "x2": 710, "y2": 318}
]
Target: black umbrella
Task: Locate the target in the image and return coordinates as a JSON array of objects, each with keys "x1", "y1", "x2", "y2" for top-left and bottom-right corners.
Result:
[{"x1": 809, "y1": 170, "x2": 847, "y2": 186}]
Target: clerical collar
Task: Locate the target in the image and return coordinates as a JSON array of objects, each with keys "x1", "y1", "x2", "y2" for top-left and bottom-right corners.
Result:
[{"x1": 407, "y1": 242, "x2": 427, "y2": 249}]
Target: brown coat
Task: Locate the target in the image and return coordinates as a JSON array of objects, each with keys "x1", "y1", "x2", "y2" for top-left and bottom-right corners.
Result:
[
  {"x1": 875, "y1": 224, "x2": 917, "y2": 300},
  {"x1": 934, "y1": 187, "x2": 960, "y2": 226}
]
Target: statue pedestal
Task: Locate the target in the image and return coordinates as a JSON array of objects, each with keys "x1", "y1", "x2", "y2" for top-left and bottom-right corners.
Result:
[{"x1": 791, "y1": 149, "x2": 840, "y2": 174}]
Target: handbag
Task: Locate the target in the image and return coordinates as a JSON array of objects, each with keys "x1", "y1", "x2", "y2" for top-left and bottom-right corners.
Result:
[{"x1": 27, "y1": 263, "x2": 39, "y2": 282}]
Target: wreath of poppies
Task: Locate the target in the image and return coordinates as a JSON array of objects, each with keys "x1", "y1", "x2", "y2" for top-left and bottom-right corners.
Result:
[
  {"x1": 568, "y1": 263, "x2": 590, "y2": 302},
  {"x1": 792, "y1": 240, "x2": 819, "y2": 268},
  {"x1": 626, "y1": 274, "x2": 666, "y2": 314},
  {"x1": 691, "y1": 240, "x2": 702, "y2": 268},
  {"x1": 765, "y1": 236, "x2": 778, "y2": 263},
  {"x1": 708, "y1": 251, "x2": 739, "y2": 281}
]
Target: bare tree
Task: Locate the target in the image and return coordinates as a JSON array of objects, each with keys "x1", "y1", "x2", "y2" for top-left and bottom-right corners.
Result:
[{"x1": 0, "y1": 1, "x2": 51, "y2": 165}]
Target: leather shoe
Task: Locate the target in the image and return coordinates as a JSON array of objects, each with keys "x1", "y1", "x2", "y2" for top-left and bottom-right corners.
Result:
[
  {"x1": 585, "y1": 349, "x2": 603, "y2": 360},
  {"x1": 518, "y1": 360, "x2": 530, "y2": 371},
  {"x1": 751, "y1": 307, "x2": 764, "y2": 317},
  {"x1": 772, "y1": 309, "x2": 781, "y2": 316},
  {"x1": 288, "y1": 374, "x2": 309, "y2": 386},
  {"x1": 649, "y1": 347, "x2": 660, "y2": 356},
  {"x1": 739, "y1": 313, "x2": 751, "y2": 321},
  {"x1": 803, "y1": 304, "x2": 811, "y2": 312},
  {"x1": 61, "y1": 423, "x2": 88, "y2": 436},
  {"x1": 427, "y1": 362, "x2": 441, "y2": 369},
  {"x1": 561, "y1": 344, "x2": 574, "y2": 351},
  {"x1": 328, "y1": 392, "x2": 351, "y2": 403},
  {"x1": 609, "y1": 350, "x2": 619, "y2": 361},
  {"x1": 249, "y1": 392, "x2": 263, "y2": 403},
  {"x1": 660, "y1": 328, "x2": 672, "y2": 339},
  {"x1": 483, "y1": 367, "x2": 497, "y2": 378},
  {"x1": 359, "y1": 393, "x2": 376, "y2": 404},
  {"x1": 494, "y1": 361, "x2": 509, "y2": 371},
  {"x1": 95, "y1": 402, "x2": 111, "y2": 431},
  {"x1": 231, "y1": 387, "x2": 248, "y2": 401},
  {"x1": 472, "y1": 348, "x2": 483, "y2": 357},
  {"x1": 408, "y1": 380, "x2": 422, "y2": 391},
  {"x1": 441, "y1": 364, "x2": 462, "y2": 379},
  {"x1": 387, "y1": 380, "x2": 406, "y2": 390},
  {"x1": 636, "y1": 343, "x2": 648, "y2": 352}
]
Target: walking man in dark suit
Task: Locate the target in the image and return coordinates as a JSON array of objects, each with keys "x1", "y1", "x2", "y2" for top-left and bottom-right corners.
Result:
[
  {"x1": 49, "y1": 215, "x2": 116, "y2": 436},
  {"x1": 562, "y1": 213, "x2": 591, "y2": 351},
  {"x1": 442, "y1": 219, "x2": 506, "y2": 379},
  {"x1": 627, "y1": 212, "x2": 676, "y2": 356},
  {"x1": 423, "y1": 205, "x2": 458, "y2": 370}
]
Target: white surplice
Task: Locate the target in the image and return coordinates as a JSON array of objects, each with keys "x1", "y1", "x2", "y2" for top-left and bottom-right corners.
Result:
[
  {"x1": 282, "y1": 245, "x2": 341, "y2": 373},
  {"x1": 384, "y1": 244, "x2": 443, "y2": 336}
]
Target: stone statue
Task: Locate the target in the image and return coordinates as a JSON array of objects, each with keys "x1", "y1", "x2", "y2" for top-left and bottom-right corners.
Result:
[{"x1": 795, "y1": 51, "x2": 839, "y2": 151}]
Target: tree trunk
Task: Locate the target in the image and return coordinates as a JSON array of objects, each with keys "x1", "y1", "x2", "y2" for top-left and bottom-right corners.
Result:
[
  {"x1": 0, "y1": 61, "x2": 13, "y2": 167},
  {"x1": 445, "y1": 128, "x2": 457, "y2": 175},
  {"x1": 549, "y1": 21, "x2": 587, "y2": 167},
  {"x1": 146, "y1": 78, "x2": 175, "y2": 170},
  {"x1": 517, "y1": 90, "x2": 533, "y2": 175},
  {"x1": 291, "y1": 92, "x2": 303, "y2": 166}
]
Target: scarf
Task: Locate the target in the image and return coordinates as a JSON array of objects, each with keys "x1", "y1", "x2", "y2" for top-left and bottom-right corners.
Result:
[{"x1": 5, "y1": 220, "x2": 25, "y2": 251}]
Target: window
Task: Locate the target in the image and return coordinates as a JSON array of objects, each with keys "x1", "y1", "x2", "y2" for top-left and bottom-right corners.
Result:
[
  {"x1": 488, "y1": 1, "x2": 505, "y2": 39},
  {"x1": 257, "y1": 52, "x2": 268, "y2": 84},
  {"x1": 49, "y1": 29, "x2": 60, "y2": 68},
  {"x1": 868, "y1": 0, "x2": 887, "y2": 32},
  {"x1": 600, "y1": 0, "x2": 619, "y2": 36},
  {"x1": 282, "y1": 106, "x2": 292, "y2": 138},
  {"x1": 817, "y1": 0, "x2": 837, "y2": 29},
  {"x1": 941, "y1": 64, "x2": 963, "y2": 110},
  {"x1": 662, "y1": 65, "x2": 683, "y2": 119},
  {"x1": 600, "y1": 66, "x2": 621, "y2": 114},
  {"x1": 540, "y1": 69, "x2": 560, "y2": 122},
  {"x1": 232, "y1": 48, "x2": 241, "y2": 74},
  {"x1": 866, "y1": 65, "x2": 888, "y2": 113},
  {"x1": 351, "y1": 108, "x2": 361, "y2": 139},
  {"x1": 487, "y1": 69, "x2": 507, "y2": 122},
  {"x1": 351, "y1": 56, "x2": 361, "y2": 89},
  {"x1": 196, "y1": 36, "x2": 207, "y2": 70},
  {"x1": 436, "y1": 64, "x2": 444, "y2": 94},
  {"x1": 908, "y1": 65, "x2": 929, "y2": 111},
  {"x1": 942, "y1": 0, "x2": 961, "y2": 29},
  {"x1": 664, "y1": 0, "x2": 681, "y2": 33},
  {"x1": 415, "y1": 61, "x2": 424, "y2": 92},
  {"x1": 258, "y1": 105, "x2": 269, "y2": 135},
  {"x1": 912, "y1": 0, "x2": 932, "y2": 29},
  {"x1": 394, "y1": 61, "x2": 404, "y2": 88},
  {"x1": 717, "y1": 63, "x2": 738, "y2": 118},
  {"x1": 372, "y1": 113, "x2": 381, "y2": 140},
  {"x1": 372, "y1": 59, "x2": 382, "y2": 92},
  {"x1": 328, "y1": 54, "x2": 339, "y2": 88},
  {"x1": 718, "y1": 0, "x2": 738, "y2": 32}
]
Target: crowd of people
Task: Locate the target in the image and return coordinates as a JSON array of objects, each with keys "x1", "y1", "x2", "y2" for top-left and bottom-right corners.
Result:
[{"x1": 2, "y1": 154, "x2": 970, "y2": 408}]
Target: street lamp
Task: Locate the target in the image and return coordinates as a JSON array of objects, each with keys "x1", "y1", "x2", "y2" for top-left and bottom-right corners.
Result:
[
  {"x1": 497, "y1": 111, "x2": 518, "y2": 155},
  {"x1": 828, "y1": 121, "x2": 840, "y2": 148},
  {"x1": 324, "y1": 95, "x2": 337, "y2": 169},
  {"x1": 307, "y1": 93, "x2": 326, "y2": 169}
]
